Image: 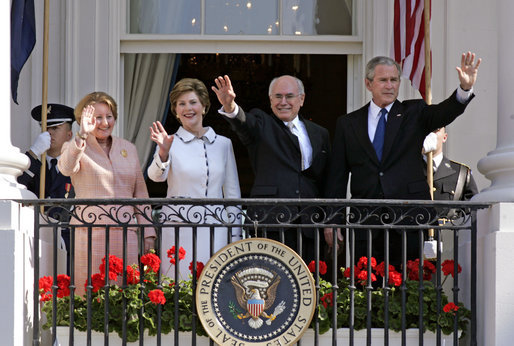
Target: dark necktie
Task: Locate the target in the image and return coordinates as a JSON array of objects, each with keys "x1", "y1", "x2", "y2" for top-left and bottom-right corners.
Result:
[
  {"x1": 48, "y1": 158, "x2": 58, "y2": 182},
  {"x1": 372, "y1": 108, "x2": 387, "y2": 161}
]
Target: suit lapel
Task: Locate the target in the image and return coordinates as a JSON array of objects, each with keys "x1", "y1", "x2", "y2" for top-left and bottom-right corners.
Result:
[
  {"x1": 382, "y1": 100, "x2": 403, "y2": 161},
  {"x1": 353, "y1": 104, "x2": 379, "y2": 164}
]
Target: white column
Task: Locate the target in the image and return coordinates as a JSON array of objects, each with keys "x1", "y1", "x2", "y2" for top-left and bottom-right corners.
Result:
[
  {"x1": 475, "y1": 0, "x2": 514, "y2": 202},
  {"x1": 1, "y1": 1, "x2": 31, "y2": 199},
  {"x1": 0, "y1": 0, "x2": 39, "y2": 344}
]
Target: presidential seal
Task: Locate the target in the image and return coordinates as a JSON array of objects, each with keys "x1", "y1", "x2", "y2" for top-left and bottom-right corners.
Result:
[{"x1": 196, "y1": 238, "x2": 316, "y2": 345}]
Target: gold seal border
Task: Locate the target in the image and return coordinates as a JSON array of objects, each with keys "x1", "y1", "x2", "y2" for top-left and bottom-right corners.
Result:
[{"x1": 196, "y1": 238, "x2": 317, "y2": 345}]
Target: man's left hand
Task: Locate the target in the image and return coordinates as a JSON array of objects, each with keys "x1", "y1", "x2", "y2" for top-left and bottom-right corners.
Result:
[{"x1": 456, "y1": 51, "x2": 481, "y2": 91}]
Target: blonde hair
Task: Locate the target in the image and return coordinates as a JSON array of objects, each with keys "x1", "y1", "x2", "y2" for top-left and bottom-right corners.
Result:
[
  {"x1": 74, "y1": 91, "x2": 118, "y2": 124},
  {"x1": 169, "y1": 78, "x2": 210, "y2": 117}
]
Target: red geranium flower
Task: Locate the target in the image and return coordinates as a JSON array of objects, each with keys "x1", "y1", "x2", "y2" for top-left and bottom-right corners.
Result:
[
  {"x1": 99, "y1": 254, "x2": 124, "y2": 281},
  {"x1": 167, "y1": 246, "x2": 186, "y2": 265},
  {"x1": 357, "y1": 269, "x2": 377, "y2": 284},
  {"x1": 148, "y1": 289, "x2": 166, "y2": 305},
  {"x1": 343, "y1": 266, "x2": 361, "y2": 279},
  {"x1": 443, "y1": 302, "x2": 459, "y2": 313},
  {"x1": 85, "y1": 273, "x2": 105, "y2": 293},
  {"x1": 56, "y1": 274, "x2": 71, "y2": 298},
  {"x1": 307, "y1": 260, "x2": 328, "y2": 275},
  {"x1": 388, "y1": 271, "x2": 403, "y2": 287},
  {"x1": 39, "y1": 276, "x2": 53, "y2": 301},
  {"x1": 126, "y1": 265, "x2": 140, "y2": 285},
  {"x1": 320, "y1": 292, "x2": 334, "y2": 309},
  {"x1": 442, "y1": 259, "x2": 462, "y2": 278},
  {"x1": 141, "y1": 253, "x2": 161, "y2": 273},
  {"x1": 407, "y1": 259, "x2": 436, "y2": 281},
  {"x1": 357, "y1": 256, "x2": 377, "y2": 270},
  {"x1": 189, "y1": 261, "x2": 205, "y2": 280},
  {"x1": 375, "y1": 262, "x2": 403, "y2": 286}
]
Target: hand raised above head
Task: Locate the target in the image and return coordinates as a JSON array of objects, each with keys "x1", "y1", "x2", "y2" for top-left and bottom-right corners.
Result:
[
  {"x1": 456, "y1": 51, "x2": 482, "y2": 91},
  {"x1": 149, "y1": 121, "x2": 174, "y2": 161},
  {"x1": 211, "y1": 75, "x2": 237, "y2": 114}
]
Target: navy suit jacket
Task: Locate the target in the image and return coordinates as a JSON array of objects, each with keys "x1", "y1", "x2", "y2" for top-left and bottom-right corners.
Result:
[
  {"x1": 326, "y1": 90, "x2": 474, "y2": 200},
  {"x1": 17, "y1": 152, "x2": 72, "y2": 199},
  {"x1": 223, "y1": 107, "x2": 331, "y2": 199}
]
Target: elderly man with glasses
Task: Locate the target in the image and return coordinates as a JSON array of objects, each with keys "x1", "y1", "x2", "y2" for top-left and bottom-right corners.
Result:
[{"x1": 212, "y1": 75, "x2": 332, "y2": 265}]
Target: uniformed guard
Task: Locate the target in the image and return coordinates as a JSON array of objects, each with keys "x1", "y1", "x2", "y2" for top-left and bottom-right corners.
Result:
[
  {"x1": 18, "y1": 103, "x2": 75, "y2": 199},
  {"x1": 18, "y1": 103, "x2": 75, "y2": 273},
  {"x1": 423, "y1": 127, "x2": 478, "y2": 205}
]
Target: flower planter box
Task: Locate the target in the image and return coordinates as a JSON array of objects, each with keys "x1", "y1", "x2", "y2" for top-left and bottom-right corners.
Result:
[{"x1": 56, "y1": 326, "x2": 456, "y2": 345}]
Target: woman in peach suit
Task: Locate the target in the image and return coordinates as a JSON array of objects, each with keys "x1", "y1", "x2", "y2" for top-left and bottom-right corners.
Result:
[{"x1": 58, "y1": 92, "x2": 155, "y2": 295}]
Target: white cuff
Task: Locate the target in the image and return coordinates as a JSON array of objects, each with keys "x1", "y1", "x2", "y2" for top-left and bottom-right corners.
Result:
[
  {"x1": 153, "y1": 151, "x2": 170, "y2": 172},
  {"x1": 218, "y1": 104, "x2": 239, "y2": 118},
  {"x1": 456, "y1": 86, "x2": 473, "y2": 104}
]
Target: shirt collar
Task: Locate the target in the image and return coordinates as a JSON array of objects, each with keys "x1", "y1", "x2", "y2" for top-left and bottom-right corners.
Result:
[
  {"x1": 369, "y1": 100, "x2": 393, "y2": 119},
  {"x1": 433, "y1": 153, "x2": 443, "y2": 169},
  {"x1": 176, "y1": 126, "x2": 216, "y2": 144},
  {"x1": 284, "y1": 115, "x2": 301, "y2": 128}
]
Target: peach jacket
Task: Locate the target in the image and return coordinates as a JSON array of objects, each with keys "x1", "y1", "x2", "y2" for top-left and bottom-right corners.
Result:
[{"x1": 58, "y1": 135, "x2": 156, "y2": 238}]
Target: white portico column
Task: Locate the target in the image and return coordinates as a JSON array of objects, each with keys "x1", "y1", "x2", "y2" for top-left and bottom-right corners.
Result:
[
  {"x1": 0, "y1": 0, "x2": 39, "y2": 345},
  {"x1": 475, "y1": 0, "x2": 514, "y2": 202},
  {"x1": 475, "y1": 3, "x2": 514, "y2": 346},
  {"x1": 1, "y1": 3, "x2": 31, "y2": 199}
]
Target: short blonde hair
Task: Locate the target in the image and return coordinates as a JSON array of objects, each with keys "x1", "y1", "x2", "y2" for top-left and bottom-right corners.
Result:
[
  {"x1": 74, "y1": 91, "x2": 118, "y2": 124},
  {"x1": 169, "y1": 78, "x2": 210, "y2": 117}
]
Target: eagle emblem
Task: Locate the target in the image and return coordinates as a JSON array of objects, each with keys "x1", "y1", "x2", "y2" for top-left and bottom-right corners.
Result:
[{"x1": 231, "y1": 267, "x2": 286, "y2": 329}]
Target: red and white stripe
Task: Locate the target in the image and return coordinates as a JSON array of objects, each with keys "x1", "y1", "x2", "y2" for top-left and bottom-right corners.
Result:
[{"x1": 392, "y1": 0, "x2": 431, "y2": 100}]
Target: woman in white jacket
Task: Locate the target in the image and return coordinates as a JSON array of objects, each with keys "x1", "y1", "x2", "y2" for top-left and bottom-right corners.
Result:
[{"x1": 147, "y1": 78, "x2": 241, "y2": 279}]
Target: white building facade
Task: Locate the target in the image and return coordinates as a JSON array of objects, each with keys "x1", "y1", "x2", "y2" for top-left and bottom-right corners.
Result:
[{"x1": 2, "y1": 0, "x2": 514, "y2": 344}]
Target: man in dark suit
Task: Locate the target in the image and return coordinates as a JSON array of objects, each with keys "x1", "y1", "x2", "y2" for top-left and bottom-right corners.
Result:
[
  {"x1": 212, "y1": 75, "x2": 332, "y2": 263},
  {"x1": 325, "y1": 52, "x2": 481, "y2": 265}
]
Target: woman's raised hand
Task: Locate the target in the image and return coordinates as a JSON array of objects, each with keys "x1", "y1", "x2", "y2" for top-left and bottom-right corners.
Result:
[
  {"x1": 80, "y1": 105, "x2": 96, "y2": 136},
  {"x1": 150, "y1": 121, "x2": 174, "y2": 162}
]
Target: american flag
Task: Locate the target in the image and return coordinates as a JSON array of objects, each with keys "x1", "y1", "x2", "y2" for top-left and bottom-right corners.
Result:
[{"x1": 392, "y1": 0, "x2": 431, "y2": 100}]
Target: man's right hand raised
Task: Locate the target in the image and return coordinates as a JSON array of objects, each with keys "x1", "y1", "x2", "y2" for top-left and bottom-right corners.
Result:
[{"x1": 212, "y1": 75, "x2": 237, "y2": 114}]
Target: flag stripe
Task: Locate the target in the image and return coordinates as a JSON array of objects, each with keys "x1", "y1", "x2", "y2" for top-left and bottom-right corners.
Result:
[{"x1": 391, "y1": 0, "x2": 431, "y2": 100}]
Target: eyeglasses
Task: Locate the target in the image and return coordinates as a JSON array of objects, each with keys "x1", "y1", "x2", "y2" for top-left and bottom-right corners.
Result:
[{"x1": 271, "y1": 93, "x2": 301, "y2": 101}]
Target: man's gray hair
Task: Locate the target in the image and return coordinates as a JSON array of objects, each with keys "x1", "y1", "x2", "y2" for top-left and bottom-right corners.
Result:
[
  {"x1": 365, "y1": 56, "x2": 402, "y2": 81},
  {"x1": 268, "y1": 75, "x2": 305, "y2": 96}
]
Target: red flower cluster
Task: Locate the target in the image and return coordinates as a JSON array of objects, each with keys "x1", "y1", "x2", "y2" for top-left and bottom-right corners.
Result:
[
  {"x1": 406, "y1": 259, "x2": 436, "y2": 281},
  {"x1": 167, "y1": 246, "x2": 186, "y2": 265},
  {"x1": 375, "y1": 262, "x2": 402, "y2": 287},
  {"x1": 343, "y1": 257, "x2": 404, "y2": 287},
  {"x1": 189, "y1": 261, "x2": 205, "y2": 279},
  {"x1": 38, "y1": 274, "x2": 71, "y2": 301},
  {"x1": 320, "y1": 292, "x2": 334, "y2": 309},
  {"x1": 148, "y1": 289, "x2": 166, "y2": 305},
  {"x1": 441, "y1": 259, "x2": 462, "y2": 278},
  {"x1": 141, "y1": 253, "x2": 161, "y2": 273},
  {"x1": 308, "y1": 260, "x2": 328, "y2": 275},
  {"x1": 443, "y1": 302, "x2": 459, "y2": 313},
  {"x1": 126, "y1": 265, "x2": 140, "y2": 285},
  {"x1": 99, "y1": 254, "x2": 124, "y2": 281},
  {"x1": 88, "y1": 273, "x2": 105, "y2": 293}
]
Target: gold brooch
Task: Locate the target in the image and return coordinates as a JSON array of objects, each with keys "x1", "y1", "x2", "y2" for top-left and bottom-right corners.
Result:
[{"x1": 121, "y1": 149, "x2": 127, "y2": 157}]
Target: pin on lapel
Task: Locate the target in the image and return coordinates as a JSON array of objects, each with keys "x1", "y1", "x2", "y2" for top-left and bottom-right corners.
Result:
[
  {"x1": 396, "y1": 113, "x2": 402, "y2": 117},
  {"x1": 121, "y1": 149, "x2": 127, "y2": 157},
  {"x1": 445, "y1": 162, "x2": 451, "y2": 168}
]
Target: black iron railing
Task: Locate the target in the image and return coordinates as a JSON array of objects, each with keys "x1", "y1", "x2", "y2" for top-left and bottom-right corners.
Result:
[{"x1": 20, "y1": 198, "x2": 490, "y2": 346}]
